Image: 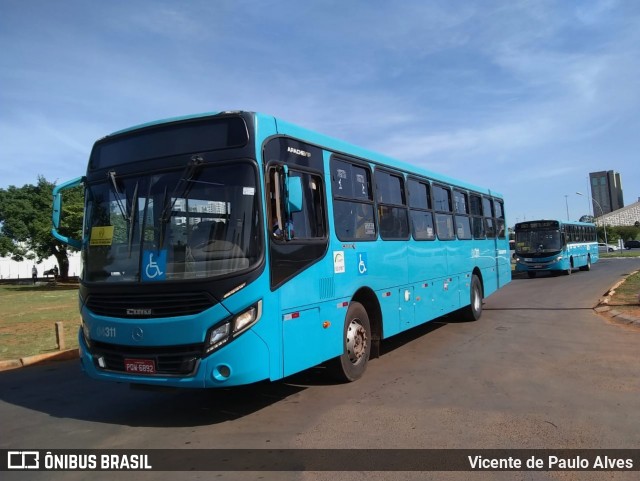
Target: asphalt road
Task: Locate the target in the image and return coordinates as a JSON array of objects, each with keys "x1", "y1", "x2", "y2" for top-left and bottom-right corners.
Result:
[{"x1": 1, "y1": 258, "x2": 639, "y2": 481}]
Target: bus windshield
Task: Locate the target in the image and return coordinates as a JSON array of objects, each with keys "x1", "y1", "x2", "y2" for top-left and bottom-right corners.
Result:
[
  {"x1": 515, "y1": 229, "x2": 562, "y2": 254},
  {"x1": 83, "y1": 161, "x2": 261, "y2": 283}
]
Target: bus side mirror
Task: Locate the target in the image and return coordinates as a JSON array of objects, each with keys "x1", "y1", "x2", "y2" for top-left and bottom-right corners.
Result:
[
  {"x1": 52, "y1": 176, "x2": 84, "y2": 249},
  {"x1": 286, "y1": 176, "x2": 303, "y2": 213}
]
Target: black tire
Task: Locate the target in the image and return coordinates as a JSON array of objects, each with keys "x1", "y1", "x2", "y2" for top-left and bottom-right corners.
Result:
[
  {"x1": 460, "y1": 275, "x2": 483, "y2": 322},
  {"x1": 328, "y1": 301, "x2": 371, "y2": 382},
  {"x1": 527, "y1": 271, "x2": 537, "y2": 278}
]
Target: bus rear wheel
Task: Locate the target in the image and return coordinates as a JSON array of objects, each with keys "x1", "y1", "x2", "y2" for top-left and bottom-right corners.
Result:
[
  {"x1": 460, "y1": 275, "x2": 483, "y2": 322},
  {"x1": 328, "y1": 301, "x2": 371, "y2": 382},
  {"x1": 579, "y1": 256, "x2": 591, "y2": 272}
]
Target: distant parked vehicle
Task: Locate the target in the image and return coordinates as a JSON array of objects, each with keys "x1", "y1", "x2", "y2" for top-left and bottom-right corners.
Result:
[
  {"x1": 624, "y1": 240, "x2": 640, "y2": 249},
  {"x1": 598, "y1": 243, "x2": 619, "y2": 253}
]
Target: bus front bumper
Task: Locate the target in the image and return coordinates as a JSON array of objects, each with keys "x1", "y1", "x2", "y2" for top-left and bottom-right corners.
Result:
[
  {"x1": 78, "y1": 328, "x2": 271, "y2": 388},
  {"x1": 515, "y1": 256, "x2": 564, "y2": 272}
]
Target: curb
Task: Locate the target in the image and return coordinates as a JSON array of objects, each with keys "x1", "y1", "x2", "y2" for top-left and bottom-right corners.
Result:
[
  {"x1": 595, "y1": 269, "x2": 640, "y2": 329},
  {"x1": 0, "y1": 348, "x2": 80, "y2": 372}
]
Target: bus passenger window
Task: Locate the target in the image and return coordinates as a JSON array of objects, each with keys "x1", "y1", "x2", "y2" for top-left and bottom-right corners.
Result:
[
  {"x1": 455, "y1": 215, "x2": 472, "y2": 239},
  {"x1": 411, "y1": 210, "x2": 435, "y2": 240},
  {"x1": 433, "y1": 185, "x2": 452, "y2": 212},
  {"x1": 375, "y1": 169, "x2": 409, "y2": 240},
  {"x1": 408, "y1": 179, "x2": 434, "y2": 241},
  {"x1": 436, "y1": 213, "x2": 455, "y2": 240},
  {"x1": 331, "y1": 157, "x2": 376, "y2": 241},
  {"x1": 483, "y1": 197, "x2": 496, "y2": 238},
  {"x1": 469, "y1": 194, "x2": 485, "y2": 239}
]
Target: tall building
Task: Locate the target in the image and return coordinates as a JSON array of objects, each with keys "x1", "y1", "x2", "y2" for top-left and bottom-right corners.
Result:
[{"x1": 589, "y1": 170, "x2": 624, "y2": 216}]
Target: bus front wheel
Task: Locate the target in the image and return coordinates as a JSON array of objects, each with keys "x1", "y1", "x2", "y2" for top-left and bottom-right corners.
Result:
[{"x1": 328, "y1": 301, "x2": 371, "y2": 382}]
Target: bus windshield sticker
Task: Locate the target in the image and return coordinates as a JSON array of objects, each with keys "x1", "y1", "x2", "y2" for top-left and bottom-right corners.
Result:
[
  {"x1": 142, "y1": 250, "x2": 167, "y2": 282},
  {"x1": 333, "y1": 251, "x2": 345, "y2": 274},
  {"x1": 90, "y1": 226, "x2": 115, "y2": 246},
  {"x1": 365, "y1": 222, "x2": 375, "y2": 236},
  {"x1": 337, "y1": 169, "x2": 347, "y2": 190},
  {"x1": 243, "y1": 187, "x2": 255, "y2": 196}
]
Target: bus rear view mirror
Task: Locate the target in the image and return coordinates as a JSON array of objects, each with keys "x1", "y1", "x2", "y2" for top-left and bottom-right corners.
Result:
[
  {"x1": 287, "y1": 176, "x2": 303, "y2": 213},
  {"x1": 51, "y1": 176, "x2": 84, "y2": 249}
]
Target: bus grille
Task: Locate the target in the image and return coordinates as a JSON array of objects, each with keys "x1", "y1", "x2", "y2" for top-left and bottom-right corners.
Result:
[
  {"x1": 85, "y1": 292, "x2": 215, "y2": 318},
  {"x1": 91, "y1": 341, "x2": 203, "y2": 376}
]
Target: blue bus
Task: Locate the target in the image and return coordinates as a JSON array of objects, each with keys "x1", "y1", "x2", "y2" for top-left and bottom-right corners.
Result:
[
  {"x1": 52, "y1": 111, "x2": 511, "y2": 388},
  {"x1": 514, "y1": 220, "x2": 598, "y2": 277}
]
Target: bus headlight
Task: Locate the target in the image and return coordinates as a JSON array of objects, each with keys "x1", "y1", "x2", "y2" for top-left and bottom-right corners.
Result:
[
  {"x1": 81, "y1": 319, "x2": 91, "y2": 348},
  {"x1": 556, "y1": 256, "x2": 563, "y2": 262},
  {"x1": 206, "y1": 323, "x2": 231, "y2": 352},
  {"x1": 205, "y1": 301, "x2": 262, "y2": 354},
  {"x1": 234, "y1": 301, "x2": 262, "y2": 334}
]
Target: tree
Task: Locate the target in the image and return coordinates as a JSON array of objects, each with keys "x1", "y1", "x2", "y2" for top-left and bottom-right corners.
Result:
[
  {"x1": 579, "y1": 214, "x2": 594, "y2": 223},
  {"x1": 0, "y1": 176, "x2": 83, "y2": 279},
  {"x1": 609, "y1": 225, "x2": 640, "y2": 242}
]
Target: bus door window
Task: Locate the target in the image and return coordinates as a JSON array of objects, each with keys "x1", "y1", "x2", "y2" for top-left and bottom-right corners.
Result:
[
  {"x1": 267, "y1": 163, "x2": 328, "y2": 288},
  {"x1": 268, "y1": 167, "x2": 326, "y2": 241},
  {"x1": 269, "y1": 167, "x2": 286, "y2": 239}
]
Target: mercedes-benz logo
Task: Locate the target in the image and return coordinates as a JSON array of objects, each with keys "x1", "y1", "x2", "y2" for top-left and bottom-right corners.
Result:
[{"x1": 132, "y1": 327, "x2": 144, "y2": 341}]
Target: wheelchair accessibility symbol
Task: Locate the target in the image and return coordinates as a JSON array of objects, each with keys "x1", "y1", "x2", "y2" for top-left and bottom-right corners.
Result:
[
  {"x1": 357, "y1": 252, "x2": 368, "y2": 276},
  {"x1": 142, "y1": 250, "x2": 167, "y2": 282}
]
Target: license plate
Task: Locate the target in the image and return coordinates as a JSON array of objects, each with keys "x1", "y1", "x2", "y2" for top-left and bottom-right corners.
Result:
[
  {"x1": 534, "y1": 265, "x2": 542, "y2": 269},
  {"x1": 124, "y1": 358, "x2": 156, "y2": 375}
]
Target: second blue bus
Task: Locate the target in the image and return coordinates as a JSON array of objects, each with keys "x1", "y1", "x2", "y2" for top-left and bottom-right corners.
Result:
[{"x1": 514, "y1": 220, "x2": 598, "y2": 277}]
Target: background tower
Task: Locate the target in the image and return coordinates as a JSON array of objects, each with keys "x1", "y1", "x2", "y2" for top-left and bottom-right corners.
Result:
[{"x1": 589, "y1": 170, "x2": 624, "y2": 216}]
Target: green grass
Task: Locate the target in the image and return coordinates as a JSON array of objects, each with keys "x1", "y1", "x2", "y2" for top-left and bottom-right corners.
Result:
[
  {"x1": 608, "y1": 270, "x2": 640, "y2": 317},
  {"x1": 0, "y1": 283, "x2": 80, "y2": 361}
]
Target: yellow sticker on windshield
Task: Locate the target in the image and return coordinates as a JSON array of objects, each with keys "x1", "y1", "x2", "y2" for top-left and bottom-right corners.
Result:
[{"x1": 90, "y1": 226, "x2": 115, "y2": 246}]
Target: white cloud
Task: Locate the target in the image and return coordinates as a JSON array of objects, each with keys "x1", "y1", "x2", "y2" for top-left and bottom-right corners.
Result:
[{"x1": 1, "y1": 0, "x2": 640, "y2": 221}]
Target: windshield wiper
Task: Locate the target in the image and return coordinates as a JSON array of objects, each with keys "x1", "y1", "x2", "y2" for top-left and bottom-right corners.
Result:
[
  {"x1": 127, "y1": 181, "x2": 139, "y2": 256},
  {"x1": 160, "y1": 155, "x2": 203, "y2": 224},
  {"x1": 159, "y1": 155, "x2": 203, "y2": 249},
  {"x1": 108, "y1": 171, "x2": 129, "y2": 223}
]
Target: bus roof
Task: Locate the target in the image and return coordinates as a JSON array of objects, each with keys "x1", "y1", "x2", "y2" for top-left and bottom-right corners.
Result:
[
  {"x1": 515, "y1": 219, "x2": 596, "y2": 229},
  {"x1": 270, "y1": 113, "x2": 503, "y2": 199},
  {"x1": 101, "y1": 110, "x2": 504, "y2": 199}
]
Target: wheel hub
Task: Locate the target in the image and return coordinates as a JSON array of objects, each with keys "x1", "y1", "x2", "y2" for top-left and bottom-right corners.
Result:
[{"x1": 346, "y1": 319, "x2": 367, "y2": 365}]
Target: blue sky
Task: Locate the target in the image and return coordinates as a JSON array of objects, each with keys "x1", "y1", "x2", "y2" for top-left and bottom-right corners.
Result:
[{"x1": 1, "y1": 0, "x2": 639, "y2": 225}]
